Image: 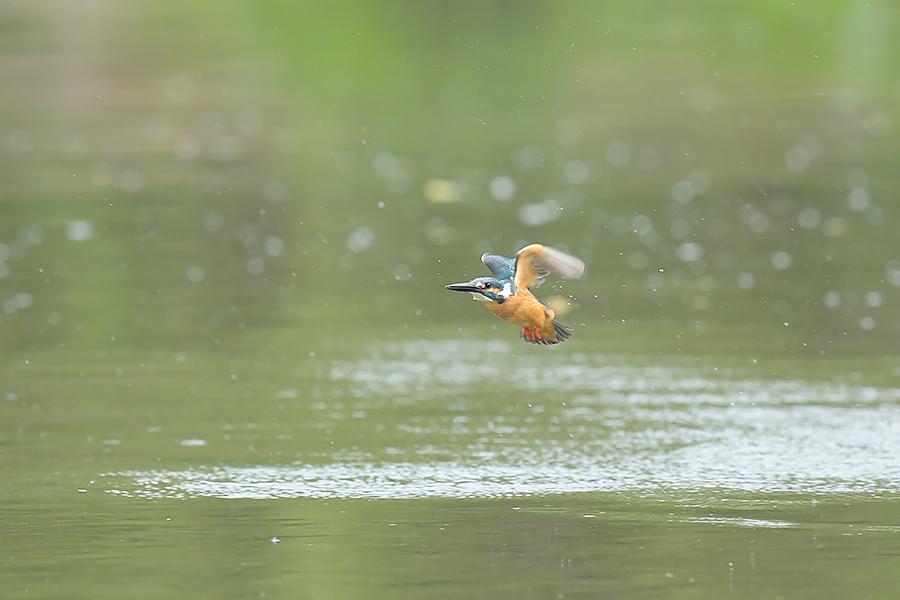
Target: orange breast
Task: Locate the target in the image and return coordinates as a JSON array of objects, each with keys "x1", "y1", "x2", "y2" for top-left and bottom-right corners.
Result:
[{"x1": 482, "y1": 290, "x2": 555, "y2": 333}]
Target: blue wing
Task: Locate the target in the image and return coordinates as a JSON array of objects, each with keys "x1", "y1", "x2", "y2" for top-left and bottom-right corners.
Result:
[{"x1": 481, "y1": 253, "x2": 516, "y2": 282}]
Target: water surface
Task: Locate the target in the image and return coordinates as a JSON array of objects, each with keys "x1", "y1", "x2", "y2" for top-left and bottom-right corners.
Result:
[{"x1": 103, "y1": 340, "x2": 900, "y2": 500}]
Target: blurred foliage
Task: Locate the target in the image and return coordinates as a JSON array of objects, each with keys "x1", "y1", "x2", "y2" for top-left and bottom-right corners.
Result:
[{"x1": 1, "y1": 0, "x2": 899, "y2": 355}]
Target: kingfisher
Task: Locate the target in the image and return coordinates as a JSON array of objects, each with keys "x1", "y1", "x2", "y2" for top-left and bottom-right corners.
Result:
[{"x1": 445, "y1": 243, "x2": 585, "y2": 345}]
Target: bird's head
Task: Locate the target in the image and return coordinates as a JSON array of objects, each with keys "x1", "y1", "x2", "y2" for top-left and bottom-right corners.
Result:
[{"x1": 445, "y1": 276, "x2": 513, "y2": 304}]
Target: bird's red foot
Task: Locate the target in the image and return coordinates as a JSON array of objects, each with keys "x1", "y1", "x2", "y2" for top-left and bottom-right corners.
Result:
[{"x1": 522, "y1": 326, "x2": 543, "y2": 341}]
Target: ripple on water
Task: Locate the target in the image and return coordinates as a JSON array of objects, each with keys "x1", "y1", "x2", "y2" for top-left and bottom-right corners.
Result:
[
  {"x1": 103, "y1": 451, "x2": 900, "y2": 502},
  {"x1": 105, "y1": 340, "x2": 900, "y2": 503}
]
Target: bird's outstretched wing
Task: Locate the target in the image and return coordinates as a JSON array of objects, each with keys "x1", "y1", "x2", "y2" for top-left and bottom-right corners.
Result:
[
  {"x1": 481, "y1": 252, "x2": 516, "y2": 281},
  {"x1": 514, "y1": 244, "x2": 585, "y2": 290}
]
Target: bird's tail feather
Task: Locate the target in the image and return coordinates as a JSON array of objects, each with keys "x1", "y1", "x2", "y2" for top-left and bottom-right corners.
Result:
[{"x1": 553, "y1": 320, "x2": 573, "y2": 342}]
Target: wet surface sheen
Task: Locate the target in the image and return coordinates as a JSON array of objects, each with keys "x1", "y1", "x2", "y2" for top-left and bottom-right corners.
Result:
[
  {"x1": 5, "y1": 337, "x2": 900, "y2": 599},
  {"x1": 104, "y1": 340, "x2": 900, "y2": 501}
]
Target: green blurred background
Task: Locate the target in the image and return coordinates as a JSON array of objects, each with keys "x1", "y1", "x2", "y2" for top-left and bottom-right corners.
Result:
[
  {"x1": 3, "y1": 0, "x2": 899, "y2": 356},
  {"x1": 3, "y1": 2, "x2": 900, "y2": 599}
]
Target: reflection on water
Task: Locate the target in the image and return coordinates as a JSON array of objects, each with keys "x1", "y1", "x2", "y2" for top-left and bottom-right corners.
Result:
[{"x1": 104, "y1": 339, "x2": 900, "y2": 501}]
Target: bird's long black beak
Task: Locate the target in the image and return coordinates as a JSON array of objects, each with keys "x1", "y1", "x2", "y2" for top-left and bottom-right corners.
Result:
[{"x1": 445, "y1": 282, "x2": 479, "y2": 293}]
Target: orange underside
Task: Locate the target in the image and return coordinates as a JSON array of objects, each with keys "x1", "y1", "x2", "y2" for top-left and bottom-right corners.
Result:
[{"x1": 482, "y1": 290, "x2": 557, "y2": 342}]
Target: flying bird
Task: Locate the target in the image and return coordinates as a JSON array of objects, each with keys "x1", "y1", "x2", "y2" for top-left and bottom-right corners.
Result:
[{"x1": 445, "y1": 244, "x2": 585, "y2": 345}]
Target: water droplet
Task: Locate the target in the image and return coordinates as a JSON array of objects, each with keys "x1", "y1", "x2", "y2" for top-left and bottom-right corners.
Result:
[
  {"x1": 847, "y1": 188, "x2": 870, "y2": 212},
  {"x1": 563, "y1": 161, "x2": 590, "y2": 184},
  {"x1": 66, "y1": 220, "x2": 95, "y2": 242},
  {"x1": 346, "y1": 226, "x2": 375, "y2": 253},
  {"x1": 671, "y1": 180, "x2": 695, "y2": 203},
  {"x1": 771, "y1": 251, "x2": 792, "y2": 270},
  {"x1": 264, "y1": 236, "x2": 284, "y2": 257},
  {"x1": 186, "y1": 265, "x2": 205, "y2": 283},
  {"x1": 864, "y1": 291, "x2": 883, "y2": 307},
  {"x1": 676, "y1": 242, "x2": 704, "y2": 262},
  {"x1": 246, "y1": 257, "x2": 265, "y2": 276},
  {"x1": 785, "y1": 147, "x2": 811, "y2": 172},
  {"x1": 605, "y1": 141, "x2": 631, "y2": 167}
]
